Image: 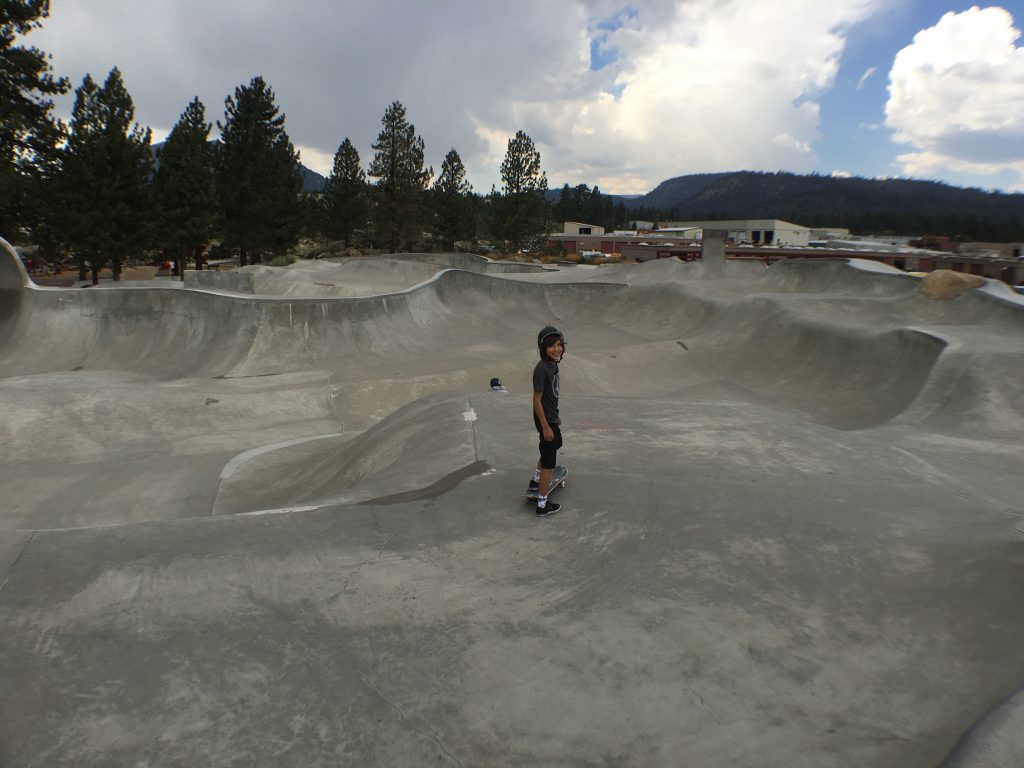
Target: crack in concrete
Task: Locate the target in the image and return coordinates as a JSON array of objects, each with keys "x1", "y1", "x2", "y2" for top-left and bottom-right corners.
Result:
[
  {"x1": 359, "y1": 672, "x2": 465, "y2": 767},
  {"x1": 0, "y1": 531, "x2": 35, "y2": 596},
  {"x1": 332, "y1": 517, "x2": 392, "y2": 599},
  {"x1": 340, "y1": 558, "x2": 373, "y2": 596}
]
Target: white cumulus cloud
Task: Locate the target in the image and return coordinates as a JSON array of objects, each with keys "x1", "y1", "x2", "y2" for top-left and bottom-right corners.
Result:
[
  {"x1": 488, "y1": 0, "x2": 882, "y2": 192},
  {"x1": 31, "y1": 0, "x2": 881, "y2": 194},
  {"x1": 885, "y1": 6, "x2": 1024, "y2": 189}
]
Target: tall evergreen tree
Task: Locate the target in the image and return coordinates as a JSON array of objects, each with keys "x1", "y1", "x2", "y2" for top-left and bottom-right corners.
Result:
[
  {"x1": 297, "y1": 192, "x2": 325, "y2": 241},
  {"x1": 495, "y1": 130, "x2": 550, "y2": 251},
  {"x1": 555, "y1": 184, "x2": 573, "y2": 224},
  {"x1": 432, "y1": 148, "x2": 474, "y2": 250},
  {"x1": 216, "y1": 76, "x2": 302, "y2": 266},
  {"x1": 586, "y1": 185, "x2": 616, "y2": 229},
  {"x1": 322, "y1": 137, "x2": 366, "y2": 248},
  {"x1": 0, "y1": 0, "x2": 69, "y2": 240},
  {"x1": 57, "y1": 68, "x2": 152, "y2": 283},
  {"x1": 154, "y1": 97, "x2": 217, "y2": 276},
  {"x1": 614, "y1": 201, "x2": 628, "y2": 228},
  {"x1": 553, "y1": 183, "x2": 624, "y2": 230},
  {"x1": 368, "y1": 101, "x2": 432, "y2": 253}
]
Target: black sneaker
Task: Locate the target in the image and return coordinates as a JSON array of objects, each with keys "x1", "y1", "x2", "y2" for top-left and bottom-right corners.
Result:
[
  {"x1": 536, "y1": 501, "x2": 561, "y2": 517},
  {"x1": 528, "y1": 478, "x2": 540, "y2": 492}
]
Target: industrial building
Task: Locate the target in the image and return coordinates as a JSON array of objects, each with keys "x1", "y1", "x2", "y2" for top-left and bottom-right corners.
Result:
[
  {"x1": 547, "y1": 221, "x2": 1023, "y2": 287},
  {"x1": 549, "y1": 218, "x2": 811, "y2": 257},
  {"x1": 547, "y1": 222, "x2": 699, "y2": 261},
  {"x1": 656, "y1": 219, "x2": 811, "y2": 246}
]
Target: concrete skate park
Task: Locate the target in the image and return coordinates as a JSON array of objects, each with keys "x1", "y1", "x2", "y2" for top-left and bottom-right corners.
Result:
[{"x1": 1, "y1": 237, "x2": 1023, "y2": 767}]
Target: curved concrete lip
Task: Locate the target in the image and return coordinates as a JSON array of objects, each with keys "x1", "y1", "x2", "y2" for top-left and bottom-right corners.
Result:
[{"x1": 1, "y1": 238, "x2": 1023, "y2": 766}]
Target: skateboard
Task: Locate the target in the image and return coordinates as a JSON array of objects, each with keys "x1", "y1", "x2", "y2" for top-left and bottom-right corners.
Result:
[{"x1": 525, "y1": 465, "x2": 567, "y2": 501}]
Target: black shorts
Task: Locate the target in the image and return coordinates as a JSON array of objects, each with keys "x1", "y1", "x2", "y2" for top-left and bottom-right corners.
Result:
[{"x1": 534, "y1": 414, "x2": 563, "y2": 470}]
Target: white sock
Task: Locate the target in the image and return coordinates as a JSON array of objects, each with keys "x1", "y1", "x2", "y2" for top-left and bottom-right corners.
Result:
[
  {"x1": 532, "y1": 469, "x2": 541, "y2": 482},
  {"x1": 537, "y1": 494, "x2": 547, "y2": 507}
]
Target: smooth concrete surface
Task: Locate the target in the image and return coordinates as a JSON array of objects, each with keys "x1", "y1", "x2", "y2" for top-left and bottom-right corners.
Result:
[
  {"x1": 183, "y1": 254, "x2": 546, "y2": 297},
  {"x1": 1, "y1": 237, "x2": 1023, "y2": 767}
]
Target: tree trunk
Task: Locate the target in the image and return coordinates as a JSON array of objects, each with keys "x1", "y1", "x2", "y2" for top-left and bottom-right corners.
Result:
[
  {"x1": 90, "y1": 262, "x2": 99, "y2": 285},
  {"x1": 78, "y1": 255, "x2": 87, "y2": 281},
  {"x1": 112, "y1": 256, "x2": 121, "y2": 282},
  {"x1": 239, "y1": 244, "x2": 248, "y2": 267}
]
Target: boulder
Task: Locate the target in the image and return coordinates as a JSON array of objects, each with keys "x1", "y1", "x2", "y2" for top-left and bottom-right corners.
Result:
[{"x1": 920, "y1": 269, "x2": 985, "y2": 299}]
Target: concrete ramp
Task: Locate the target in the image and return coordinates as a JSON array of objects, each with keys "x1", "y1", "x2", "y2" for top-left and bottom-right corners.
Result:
[
  {"x1": 2, "y1": 238, "x2": 1023, "y2": 766},
  {"x1": 213, "y1": 393, "x2": 482, "y2": 515},
  {"x1": 186, "y1": 258, "x2": 448, "y2": 297}
]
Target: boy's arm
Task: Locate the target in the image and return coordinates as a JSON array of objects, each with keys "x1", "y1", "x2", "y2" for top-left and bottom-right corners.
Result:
[{"x1": 534, "y1": 391, "x2": 554, "y2": 441}]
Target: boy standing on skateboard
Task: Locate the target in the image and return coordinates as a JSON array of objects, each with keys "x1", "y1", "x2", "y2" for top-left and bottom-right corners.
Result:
[{"x1": 529, "y1": 326, "x2": 565, "y2": 517}]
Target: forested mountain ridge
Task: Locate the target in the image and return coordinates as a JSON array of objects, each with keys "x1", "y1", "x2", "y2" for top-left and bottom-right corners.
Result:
[{"x1": 615, "y1": 171, "x2": 1024, "y2": 240}]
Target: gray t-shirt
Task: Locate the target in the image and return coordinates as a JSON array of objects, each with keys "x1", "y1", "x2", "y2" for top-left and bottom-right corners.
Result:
[{"x1": 533, "y1": 359, "x2": 560, "y2": 424}]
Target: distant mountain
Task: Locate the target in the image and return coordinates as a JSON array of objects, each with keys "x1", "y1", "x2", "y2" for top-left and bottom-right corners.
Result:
[
  {"x1": 299, "y1": 165, "x2": 326, "y2": 193},
  {"x1": 617, "y1": 173, "x2": 732, "y2": 209},
  {"x1": 613, "y1": 171, "x2": 1024, "y2": 239},
  {"x1": 623, "y1": 170, "x2": 1024, "y2": 220},
  {"x1": 152, "y1": 140, "x2": 327, "y2": 194}
]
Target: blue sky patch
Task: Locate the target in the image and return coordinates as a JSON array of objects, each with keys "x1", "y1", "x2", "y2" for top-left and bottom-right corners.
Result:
[{"x1": 590, "y1": 5, "x2": 638, "y2": 70}]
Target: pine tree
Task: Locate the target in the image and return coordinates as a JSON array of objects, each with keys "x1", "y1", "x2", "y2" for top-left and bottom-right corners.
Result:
[
  {"x1": 614, "y1": 201, "x2": 627, "y2": 228},
  {"x1": 297, "y1": 193, "x2": 325, "y2": 242},
  {"x1": 555, "y1": 184, "x2": 573, "y2": 224},
  {"x1": 154, "y1": 97, "x2": 217, "y2": 276},
  {"x1": 216, "y1": 76, "x2": 302, "y2": 266},
  {"x1": 0, "y1": 0, "x2": 69, "y2": 240},
  {"x1": 586, "y1": 185, "x2": 617, "y2": 229},
  {"x1": 322, "y1": 138, "x2": 366, "y2": 248},
  {"x1": 57, "y1": 68, "x2": 152, "y2": 283},
  {"x1": 572, "y1": 185, "x2": 589, "y2": 222},
  {"x1": 495, "y1": 130, "x2": 550, "y2": 252},
  {"x1": 432, "y1": 148, "x2": 474, "y2": 250},
  {"x1": 368, "y1": 101, "x2": 432, "y2": 253}
]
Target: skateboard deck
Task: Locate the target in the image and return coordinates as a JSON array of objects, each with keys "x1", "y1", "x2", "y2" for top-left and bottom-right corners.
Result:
[{"x1": 525, "y1": 465, "x2": 567, "y2": 501}]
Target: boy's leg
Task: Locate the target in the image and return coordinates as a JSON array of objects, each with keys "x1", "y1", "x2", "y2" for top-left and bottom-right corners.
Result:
[
  {"x1": 538, "y1": 466, "x2": 552, "y2": 495},
  {"x1": 536, "y1": 425, "x2": 561, "y2": 507},
  {"x1": 529, "y1": 461, "x2": 542, "y2": 491}
]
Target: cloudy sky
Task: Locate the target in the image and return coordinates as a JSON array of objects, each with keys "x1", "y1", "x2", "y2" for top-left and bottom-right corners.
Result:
[{"x1": 27, "y1": 1, "x2": 1024, "y2": 194}]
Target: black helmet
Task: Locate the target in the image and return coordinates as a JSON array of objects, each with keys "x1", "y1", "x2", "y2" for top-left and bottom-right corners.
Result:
[{"x1": 537, "y1": 325, "x2": 565, "y2": 349}]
